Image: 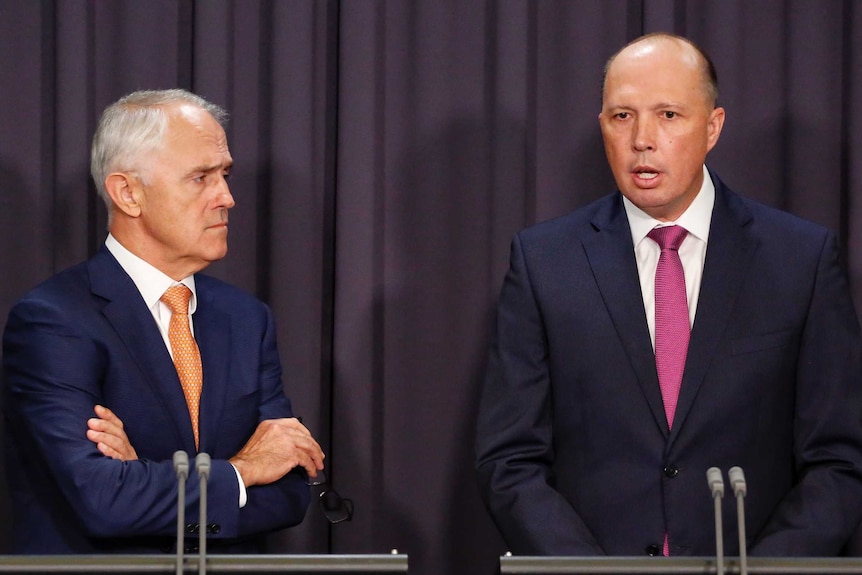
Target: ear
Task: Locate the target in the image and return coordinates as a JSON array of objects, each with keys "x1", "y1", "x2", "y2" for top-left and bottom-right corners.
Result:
[
  {"x1": 705, "y1": 106, "x2": 725, "y2": 153},
  {"x1": 104, "y1": 173, "x2": 143, "y2": 218}
]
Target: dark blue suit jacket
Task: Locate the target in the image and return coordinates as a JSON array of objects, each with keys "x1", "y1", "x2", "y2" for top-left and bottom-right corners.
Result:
[
  {"x1": 476, "y1": 173, "x2": 862, "y2": 556},
  {"x1": 3, "y1": 245, "x2": 310, "y2": 553}
]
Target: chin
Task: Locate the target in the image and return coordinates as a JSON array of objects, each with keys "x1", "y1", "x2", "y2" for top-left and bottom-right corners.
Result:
[{"x1": 200, "y1": 246, "x2": 229, "y2": 264}]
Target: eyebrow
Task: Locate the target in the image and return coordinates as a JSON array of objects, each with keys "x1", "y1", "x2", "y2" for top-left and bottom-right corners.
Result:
[
  {"x1": 605, "y1": 101, "x2": 689, "y2": 111},
  {"x1": 186, "y1": 161, "x2": 232, "y2": 178}
]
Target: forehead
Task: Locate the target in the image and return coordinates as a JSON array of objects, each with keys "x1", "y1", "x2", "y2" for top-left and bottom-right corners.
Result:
[
  {"x1": 161, "y1": 104, "x2": 230, "y2": 156},
  {"x1": 604, "y1": 39, "x2": 706, "y2": 105}
]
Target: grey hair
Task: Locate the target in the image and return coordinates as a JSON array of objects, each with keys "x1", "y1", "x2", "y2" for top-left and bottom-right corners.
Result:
[{"x1": 90, "y1": 89, "x2": 228, "y2": 215}]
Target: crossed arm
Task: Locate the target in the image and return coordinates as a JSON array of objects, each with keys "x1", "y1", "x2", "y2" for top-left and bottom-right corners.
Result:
[{"x1": 87, "y1": 404, "x2": 325, "y2": 487}]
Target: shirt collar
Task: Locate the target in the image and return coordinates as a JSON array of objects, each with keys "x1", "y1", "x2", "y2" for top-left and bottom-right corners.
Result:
[
  {"x1": 105, "y1": 234, "x2": 197, "y2": 313},
  {"x1": 623, "y1": 164, "x2": 715, "y2": 245}
]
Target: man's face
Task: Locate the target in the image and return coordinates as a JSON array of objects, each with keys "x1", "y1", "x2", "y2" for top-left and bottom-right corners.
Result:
[
  {"x1": 598, "y1": 39, "x2": 724, "y2": 222},
  {"x1": 134, "y1": 104, "x2": 235, "y2": 277}
]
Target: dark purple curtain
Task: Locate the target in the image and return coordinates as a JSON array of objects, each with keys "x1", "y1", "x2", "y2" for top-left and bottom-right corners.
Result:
[{"x1": 1, "y1": 2, "x2": 860, "y2": 574}]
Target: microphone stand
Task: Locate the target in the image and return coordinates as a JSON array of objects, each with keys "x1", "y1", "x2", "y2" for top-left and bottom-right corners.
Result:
[
  {"x1": 729, "y1": 466, "x2": 748, "y2": 575},
  {"x1": 196, "y1": 453, "x2": 211, "y2": 575},
  {"x1": 173, "y1": 451, "x2": 189, "y2": 575},
  {"x1": 706, "y1": 467, "x2": 726, "y2": 575}
]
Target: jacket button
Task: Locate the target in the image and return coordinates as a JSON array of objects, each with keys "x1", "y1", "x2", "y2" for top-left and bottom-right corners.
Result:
[
  {"x1": 185, "y1": 523, "x2": 199, "y2": 534},
  {"x1": 664, "y1": 465, "x2": 679, "y2": 477},
  {"x1": 207, "y1": 523, "x2": 221, "y2": 534},
  {"x1": 645, "y1": 544, "x2": 661, "y2": 556}
]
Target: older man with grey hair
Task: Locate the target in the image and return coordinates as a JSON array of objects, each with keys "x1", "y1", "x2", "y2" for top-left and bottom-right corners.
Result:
[{"x1": 4, "y1": 89, "x2": 325, "y2": 553}]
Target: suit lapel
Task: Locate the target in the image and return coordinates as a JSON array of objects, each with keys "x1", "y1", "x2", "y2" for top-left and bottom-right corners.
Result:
[
  {"x1": 88, "y1": 247, "x2": 197, "y2": 451},
  {"x1": 583, "y1": 196, "x2": 670, "y2": 436},
  {"x1": 669, "y1": 179, "x2": 757, "y2": 441},
  {"x1": 193, "y1": 279, "x2": 231, "y2": 453}
]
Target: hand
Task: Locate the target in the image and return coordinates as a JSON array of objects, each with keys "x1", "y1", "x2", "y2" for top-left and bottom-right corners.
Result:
[
  {"x1": 229, "y1": 418, "x2": 325, "y2": 487},
  {"x1": 86, "y1": 405, "x2": 139, "y2": 461}
]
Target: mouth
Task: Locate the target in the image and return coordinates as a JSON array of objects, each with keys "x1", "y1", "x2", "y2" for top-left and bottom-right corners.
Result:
[
  {"x1": 633, "y1": 165, "x2": 660, "y2": 177},
  {"x1": 631, "y1": 166, "x2": 662, "y2": 187}
]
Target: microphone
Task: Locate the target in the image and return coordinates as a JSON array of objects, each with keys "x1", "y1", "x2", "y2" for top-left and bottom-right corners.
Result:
[
  {"x1": 729, "y1": 466, "x2": 748, "y2": 575},
  {"x1": 196, "y1": 453, "x2": 211, "y2": 575},
  {"x1": 173, "y1": 451, "x2": 189, "y2": 575},
  {"x1": 706, "y1": 467, "x2": 725, "y2": 575}
]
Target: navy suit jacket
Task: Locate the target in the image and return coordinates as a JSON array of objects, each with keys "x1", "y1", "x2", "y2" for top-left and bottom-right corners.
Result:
[
  {"x1": 476, "y1": 173, "x2": 862, "y2": 556},
  {"x1": 3, "y1": 245, "x2": 310, "y2": 553}
]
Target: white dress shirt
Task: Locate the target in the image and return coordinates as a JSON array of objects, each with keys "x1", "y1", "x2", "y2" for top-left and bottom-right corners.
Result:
[
  {"x1": 623, "y1": 165, "x2": 715, "y2": 350},
  {"x1": 105, "y1": 234, "x2": 248, "y2": 506},
  {"x1": 105, "y1": 234, "x2": 197, "y2": 356}
]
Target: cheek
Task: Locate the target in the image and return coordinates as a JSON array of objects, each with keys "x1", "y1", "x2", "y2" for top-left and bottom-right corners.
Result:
[{"x1": 604, "y1": 138, "x2": 627, "y2": 160}]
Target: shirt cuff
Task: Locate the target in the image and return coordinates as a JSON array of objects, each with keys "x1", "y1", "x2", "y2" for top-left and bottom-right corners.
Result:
[{"x1": 231, "y1": 463, "x2": 248, "y2": 508}]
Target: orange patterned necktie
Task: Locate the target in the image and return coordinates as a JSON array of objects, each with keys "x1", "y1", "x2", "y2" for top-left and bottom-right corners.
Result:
[{"x1": 160, "y1": 285, "x2": 202, "y2": 449}]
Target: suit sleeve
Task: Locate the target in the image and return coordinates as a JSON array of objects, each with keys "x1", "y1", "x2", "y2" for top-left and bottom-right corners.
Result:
[
  {"x1": 475, "y1": 233, "x2": 605, "y2": 555},
  {"x1": 2, "y1": 295, "x2": 308, "y2": 541},
  {"x1": 750, "y1": 231, "x2": 862, "y2": 555},
  {"x1": 4, "y1": 296, "x2": 195, "y2": 539},
  {"x1": 234, "y1": 304, "x2": 310, "y2": 535}
]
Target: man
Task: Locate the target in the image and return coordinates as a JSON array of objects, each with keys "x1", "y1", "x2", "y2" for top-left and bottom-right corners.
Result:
[
  {"x1": 475, "y1": 33, "x2": 862, "y2": 557},
  {"x1": 3, "y1": 89, "x2": 325, "y2": 553}
]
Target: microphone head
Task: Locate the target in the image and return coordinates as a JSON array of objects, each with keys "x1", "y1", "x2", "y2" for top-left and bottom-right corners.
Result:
[
  {"x1": 173, "y1": 450, "x2": 189, "y2": 479},
  {"x1": 706, "y1": 467, "x2": 725, "y2": 497},
  {"x1": 196, "y1": 452, "x2": 212, "y2": 480},
  {"x1": 728, "y1": 466, "x2": 747, "y2": 496}
]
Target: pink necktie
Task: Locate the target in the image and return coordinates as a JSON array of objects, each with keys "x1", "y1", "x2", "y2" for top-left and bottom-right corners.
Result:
[
  {"x1": 648, "y1": 225, "x2": 690, "y2": 558},
  {"x1": 648, "y1": 225, "x2": 690, "y2": 430},
  {"x1": 160, "y1": 285, "x2": 202, "y2": 449}
]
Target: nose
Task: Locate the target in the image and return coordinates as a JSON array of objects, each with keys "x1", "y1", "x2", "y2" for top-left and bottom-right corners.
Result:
[
  {"x1": 633, "y1": 116, "x2": 656, "y2": 152},
  {"x1": 217, "y1": 176, "x2": 235, "y2": 209}
]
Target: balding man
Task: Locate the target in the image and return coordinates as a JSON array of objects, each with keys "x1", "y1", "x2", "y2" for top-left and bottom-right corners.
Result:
[{"x1": 476, "y1": 33, "x2": 862, "y2": 557}]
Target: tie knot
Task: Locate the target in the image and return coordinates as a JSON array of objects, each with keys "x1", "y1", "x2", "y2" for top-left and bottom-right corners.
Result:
[
  {"x1": 161, "y1": 285, "x2": 192, "y2": 315},
  {"x1": 648, "y1": 225, "x2": 689, "y2": 251}
]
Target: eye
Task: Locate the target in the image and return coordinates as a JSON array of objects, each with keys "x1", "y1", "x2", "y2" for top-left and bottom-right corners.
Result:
[
  {"x1": 662, "y1": 111, "x2": 677, "y2": 119},
  {"x1": 614, "y1": 112, "x2": 630, "y2": 120}
]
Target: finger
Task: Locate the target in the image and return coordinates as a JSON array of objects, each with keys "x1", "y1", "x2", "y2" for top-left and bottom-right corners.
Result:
[
  {"x1": 297, "y1": 452, "x2": 320, "y2": 478},
  {"x1": 278, "y1": 424, "x2": 322, "y2": 448},
  {"x1": 94, "y1": 404, "x2": 124, "y2": 427},
  {"x1": 88, "y1": 430, "x2": 118, "y2": 457},
  {"x1": 280, "y1": 417, "x2": 313, "y2": 437},
  {"x1": 88, "y1": 423, "x2": 136, "y2": 453},
  {"x1": 295, "y1": 439, "x2": 325, "y2": 468},
  {"x1": 312, "y1": 452, "x2": 325, "y2": 470},
  {"x1": 290, "y1": 435, "x2": 326, "y2": 463},
  {"x1": 284, "y1": 440, "x2": 325, "y2": 473},
  {"x1": 100, "y1": 442, "x2": 135, "y2": 461},
  {"x1": 85, "y1": 427, "x2": 100, "y2": 446},
  {"x1": 87, "y1": 417, "x2": 122, "y2": 436},
  {"x1": 96, "y1": 441, "x2": 126, "y2": 460},
  {"x1": 87, "y1": 429, "x2": 123, "y2": 452},
  {"x1": 96, "y1": 441, "x2": 114, "y2": 458},
  {"x1": 93, "y1": 404, "x2": 112, "y2": 419},
  {"x1": 91, "y1": 435, "x2": 136, "y2": 461}
]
